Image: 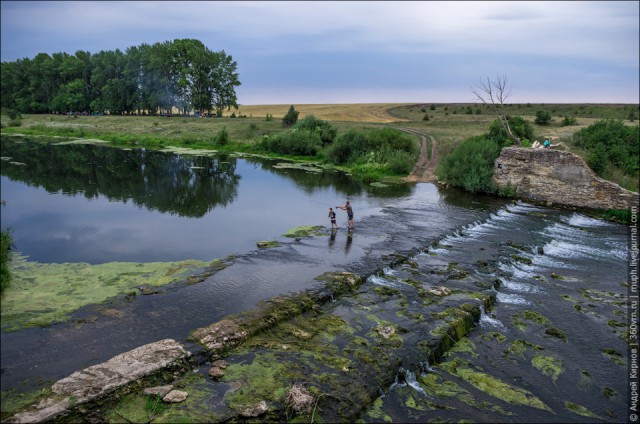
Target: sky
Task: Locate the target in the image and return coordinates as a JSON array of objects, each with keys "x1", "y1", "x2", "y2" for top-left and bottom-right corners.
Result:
[{"x1": 1, "y1": 1, "x2": 638, "y2": 105}]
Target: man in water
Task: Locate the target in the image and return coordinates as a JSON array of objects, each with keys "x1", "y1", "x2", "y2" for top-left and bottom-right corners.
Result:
[{"x1": 337, "y1": 201, "x2": 355, "y2": 231}]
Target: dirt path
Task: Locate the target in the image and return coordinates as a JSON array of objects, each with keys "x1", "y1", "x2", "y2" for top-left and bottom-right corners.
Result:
[{"x1": 393, "y1": 127, "x2": 439, "y2": 183}]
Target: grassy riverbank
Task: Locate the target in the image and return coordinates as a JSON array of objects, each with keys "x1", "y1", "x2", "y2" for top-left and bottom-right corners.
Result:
[{"x1": 1, "y1": 102, "x2": 637, "y2": 188}]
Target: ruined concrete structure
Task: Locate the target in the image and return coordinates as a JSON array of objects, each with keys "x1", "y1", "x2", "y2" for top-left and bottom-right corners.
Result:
[{"x1": 493, "y1": 147, "x2": 638, "y2": 211}]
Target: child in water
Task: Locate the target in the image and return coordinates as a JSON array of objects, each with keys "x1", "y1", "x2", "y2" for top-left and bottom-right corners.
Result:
[{"x1": 328, "y1": 207, "x2": 338, "y2": 229}]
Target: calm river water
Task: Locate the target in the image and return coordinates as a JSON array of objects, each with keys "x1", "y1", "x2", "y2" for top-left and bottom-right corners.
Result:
[{"x1": 0, "y1": 136, "x2": 630, "y2": 422}]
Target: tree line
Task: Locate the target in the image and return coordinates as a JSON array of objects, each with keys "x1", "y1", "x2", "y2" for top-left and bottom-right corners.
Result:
[{"x1": 0, "y1": 39, "x2": 240, "y2": 116}]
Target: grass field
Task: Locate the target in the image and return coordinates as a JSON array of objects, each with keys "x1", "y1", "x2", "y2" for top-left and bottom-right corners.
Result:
[{"x1": 2, "y1": 102, "x2": 638, "y2": 189}]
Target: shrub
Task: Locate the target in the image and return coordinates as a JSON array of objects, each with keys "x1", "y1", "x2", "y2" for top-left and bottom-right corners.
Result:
[
  {"x1": 1, "y1": 230, "x2": 12, "y2": 294},
  {"x1": 326, "y1": 130, "x2": 368, "y2": 165},
  {"x1": 574, "y1": 119, "x2": 639, "y2": 175},
  {"x1": 488, "y1": 116, "x2": 535, "y2": 147},
  {"x1": 535, "y1": 110, "x2": 552, "y2": 125},
  {"x1": 436, "y1": 136, "x2": 501, "y2": 194},
  {"x1": 386, "y1": 149, "x2": 415, "y2": 174},
  {"x1": 215, "y1": 126, "x2": 229, "y2": 145},
  {"x1": 260, "y1": 129, "x2": 322, "y2": 156},
  {"x1": 561, "y1": 116, "x2": 577, "y2": 126},
  {"x1": 294, "y1": 115, "x2": 337, "y2": 146}
]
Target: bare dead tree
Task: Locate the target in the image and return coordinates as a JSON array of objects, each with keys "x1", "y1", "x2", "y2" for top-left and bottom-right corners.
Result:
[{"x1": 472, "y1": 74, "x2": 522, "y2": 146}]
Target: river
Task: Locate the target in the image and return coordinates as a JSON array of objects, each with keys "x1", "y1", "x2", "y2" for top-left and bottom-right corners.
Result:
[{"x1": 0, "y1": 136, "x2": 630, "y2": 422}]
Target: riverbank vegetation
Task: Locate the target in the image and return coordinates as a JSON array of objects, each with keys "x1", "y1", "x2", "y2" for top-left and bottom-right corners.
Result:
[
  {"x1": 1, "y1": 103, "x2": 637, "y2": 189},
  {"x1": 0, "y1": 229, "x2": 11, "y2": 294}
]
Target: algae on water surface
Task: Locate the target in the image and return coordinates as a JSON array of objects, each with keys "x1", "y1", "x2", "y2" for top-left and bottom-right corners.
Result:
[{"x1": 1, "y1": 255, "x2": 218, "y2": 331}]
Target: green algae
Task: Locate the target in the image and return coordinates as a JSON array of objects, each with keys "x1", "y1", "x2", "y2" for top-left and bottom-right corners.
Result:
[
  {"x1": 544, "y1": 327, "x2": 568, "y2": 341},
  {"x1": 2, "y1": 255, "x2": 220, "y2": 331},
  {"x1": 512, "y1": 309, "x2": 551, "y2": 331},
  {"x1": 444, "y1": 337, "x2": 478, "y2": 358},
  {"x1": 602, "y1": 348, "x2": 625, "y2": 366},
  {"x1": 504, "y1": 339, "x2": 543, "y2": 359},
  {"x1": 510, "y1": 254, "x2": 532, "y2": 265},
  {"x1": 283, "y1": 225, "x2": 325, "y2": 238},
  {"x1": 564, "y1": 401, "x2": 601, "y2": 419},
  {"x1": 482, "y1": 332, "x2": 507, "y2": 343},
  {"x1": 104, "y1": 393, "x2": 169, "y2": 423},
  {"x1": 531, "y1": 354, "x2": 563, "y2": 382},
  {"x1": 438, "y1": 361, "x2": 553, "y2": 412},
  {"x1": 256, "y1": 240, "x2": 281, "y2": 248},
  {"x1": 222, "y1": 354, "x2": 290, "y2": 412},
  {"x1": 366, "y1": 397, "x2": 392, "y2": 422},
  {"x1": 150, "y1": 372, "x2": 229, "y2": 423}
]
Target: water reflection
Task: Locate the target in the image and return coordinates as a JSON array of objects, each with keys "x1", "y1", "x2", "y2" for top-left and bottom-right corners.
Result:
[
  {"x1": 0, "y1": 137, "x2": 415, "y2": 264},
  {"x1": 1, "y1": 138, "x2": 240, "y2": 218}
]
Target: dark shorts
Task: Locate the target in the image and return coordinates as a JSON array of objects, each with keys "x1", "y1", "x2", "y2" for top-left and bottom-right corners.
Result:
[
  {"x1": 331, "y1": 219, "x2": 336, "y2": 224},
  {"x1": 348, "y1": 214, "x2": 353, "y2": 221}
]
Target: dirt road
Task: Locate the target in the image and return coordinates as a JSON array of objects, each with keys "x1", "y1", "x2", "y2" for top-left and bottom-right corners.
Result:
[{"x1": 393, "y1": 127, "x2": 439, "y2": 183}]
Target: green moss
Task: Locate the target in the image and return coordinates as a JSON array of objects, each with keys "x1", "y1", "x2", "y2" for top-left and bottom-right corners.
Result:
[
  {"x1": 544, "y1": 327, "x2": 568, "y2": 341},
  {"x1": 445, "y1": 337, "x2": 478, "y2": 358},
  {"x1": 512, "y1": 310, "x2": 551, "y2": 331},
  {"x1": 483, "y1": 332, "x2": 507, "y2": 343},
  {"x1": 504, "y1": 339, "x2": 543, "y2": 359},
  {"x1": 283, "y1": 225, "x2": 325, "y2": 238},
  {"x1": 150, "y1": 372, "x2": 228, "y2": 423},
  {"x1": 602, "y1": 348, "x2": 625, "y2": 366},
  {"x1": 256, "y1": 240, "x2": 280, "y2": 248},
  {"x1": 0, "y1": 387, "x2": 55, "y2": 420},
  {"x1": 531, "y1": 355, "x2": 563, "y2": 382},
  {"x1": 564, "y1": 401, "x2": 600, "y2": 419},
  {"x1": 104, "y1": 393, "x2": 169, "y2": 423},
  {"x1": 366, "y1": 397, "x2": 392, "y2": 422},
  {"x1": 2, "y1": 255, "x2": 218, "y2": 331},
  {"x1": 222, "y1": 354, "x2": 290, "y2": 412},
  {"x1": 439, "y1": 364, "x2": 552, "y2": 412},
  {"x1": 510, "y1": 254, "x2": 532, "y2": 265}
]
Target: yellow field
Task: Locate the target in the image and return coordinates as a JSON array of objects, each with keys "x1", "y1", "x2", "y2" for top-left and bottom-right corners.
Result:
[{"x1": 237, "y1": 103, "x2": 410, "y2": 123}]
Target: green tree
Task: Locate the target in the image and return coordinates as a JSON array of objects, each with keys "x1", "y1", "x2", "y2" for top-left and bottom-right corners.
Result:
[{"x1": 282, "y1": 105, "x2": 299, "y2": 128}]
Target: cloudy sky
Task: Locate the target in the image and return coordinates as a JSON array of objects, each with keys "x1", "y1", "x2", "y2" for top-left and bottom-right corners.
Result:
[{"x1": 1, "y1": 1, "x2": 638, "y2": 105}]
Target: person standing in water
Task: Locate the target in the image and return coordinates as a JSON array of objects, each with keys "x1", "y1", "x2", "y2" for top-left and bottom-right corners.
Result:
[
  {"x1": 336, "y1": 201, "x2": 354, "y2": 231},
  {"x1": 328, "y1": 207, "x2": 338, "y2": 230}
]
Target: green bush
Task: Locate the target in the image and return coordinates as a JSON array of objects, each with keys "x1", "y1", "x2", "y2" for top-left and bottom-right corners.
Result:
[
  {"x1": 488, "y1": 116, "x2": 535, "y2": 147},
  {"x1": 561, "y1": 116, "x2": 577, "y2": 126},
  {"x1": 386, "y1": 149, "x2": 415, "y2": 174},
  {"x1": 215, "y1": 126, "x2": 229, "y2": 145},
  {"x1": 436, "y1": 135, "x2": 501, "y2": 194},
  {"x1": 326, "y1": 130, "x2": 367, "y2": 165},
  {"x1": 535, "y1": 110, "x2": 552, "y2": 125},
  {"x1": 325, "y1": 127, "x2": 417, "y2": 168},
  {"x1": 574, "y1": 119, "x2": 639, "y2": 175},
  {"x1": 260, "y1": 129, "x2": 322, "y2": 156},
  {"x1": 293, "y1": 115, "x2": 337, "y2": 146},
  {"x1": 1, "y1": 230, "x2": 12, "y2": 294}
]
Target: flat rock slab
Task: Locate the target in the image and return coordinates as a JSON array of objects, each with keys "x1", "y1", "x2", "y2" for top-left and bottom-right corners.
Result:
[{"x1": 9, "y1": 339, "x2": 190, "y2": 423}]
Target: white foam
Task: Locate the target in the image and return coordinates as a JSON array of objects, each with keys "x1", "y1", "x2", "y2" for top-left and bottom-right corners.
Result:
[
  {"x1": 368, "y1": 275, "x2": 402, "y2": 289},
  {"x1": 496, "y1": 292, "x2": 531, "y2": 305},
  {"x1": 500, "y1": 279, "x2": 542, "y2": 294},
  {"x1": 564, "y1": 213, "x2": 615, "y2": 228}
]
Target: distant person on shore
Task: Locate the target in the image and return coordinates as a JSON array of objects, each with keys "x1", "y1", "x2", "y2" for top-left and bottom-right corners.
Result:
[
  {"x1": 328, "y1": 207, "x2": 338, "y2": 229},
  {"x1": 337, "y1": 201, "x2": 354, "y2": 231}
]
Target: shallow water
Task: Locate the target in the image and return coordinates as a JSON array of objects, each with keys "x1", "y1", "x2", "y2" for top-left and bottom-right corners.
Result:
[{"x1": 0, "y1": 137, "x2": 630, "y2": 423}]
